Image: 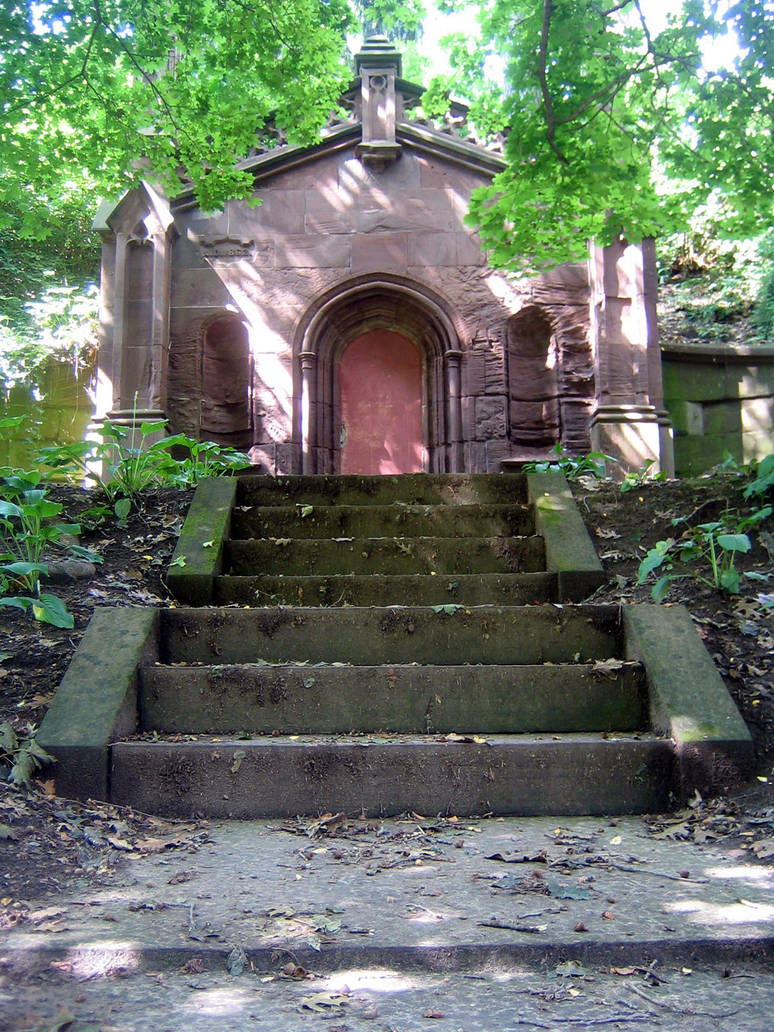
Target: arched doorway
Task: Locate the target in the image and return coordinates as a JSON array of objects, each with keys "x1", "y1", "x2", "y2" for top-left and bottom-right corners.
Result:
[
  {"x1": 338, "y1": 330, "x2": 424, "y2": 474},
  {"x1": 296, "y1": 278, "x2": 464, "y2": 474}
]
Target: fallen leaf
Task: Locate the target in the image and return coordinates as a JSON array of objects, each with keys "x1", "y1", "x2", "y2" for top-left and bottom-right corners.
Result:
[
  {"x1": 297, "y1": 992, "x2": 349, "y2": 1012},
  {"x1": 226, "y1": 944, "x2": 247, "y2": 975}
]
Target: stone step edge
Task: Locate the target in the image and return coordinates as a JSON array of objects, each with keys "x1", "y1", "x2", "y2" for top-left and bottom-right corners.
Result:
[
  {"x1": 160, "y1": 603, "x2": 623, "y2": 666},
  {"x1": 236, "y1": 472, "x2": 531, "y2": 506},
  {"x1": 214, "y1": 571, "x2": 558, "y2": 606},
  {"x1": 109, "y1": 734, "x2": 676, "y2": 817},
  {"x1": 138, "y1": 660, "x2": 647, "y2": 735},
  {"x1": 225, "y1": 535, "x2": 547, "y2": 576},
  {"x1": 5, "y1": 938, "x2": 772, "y2": 976}
]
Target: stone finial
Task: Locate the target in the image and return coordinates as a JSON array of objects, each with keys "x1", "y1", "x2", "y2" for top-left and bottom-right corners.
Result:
[
  {"x1": 355, "y1": 34, "x2": 403, "y2": 77},
  {"x1": 355, "y1": 35, "x2": 402, "y2": 169}
]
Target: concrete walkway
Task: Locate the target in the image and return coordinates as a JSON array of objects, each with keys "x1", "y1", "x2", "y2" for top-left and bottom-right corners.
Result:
[{"x1": 4, "y1": 814, "x2": 774, "y2": 1030}]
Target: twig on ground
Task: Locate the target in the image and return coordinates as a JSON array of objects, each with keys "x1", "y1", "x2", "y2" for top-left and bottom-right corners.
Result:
[{"x1": 628, "y1": 982, "x2": 739, "y2": 1018}]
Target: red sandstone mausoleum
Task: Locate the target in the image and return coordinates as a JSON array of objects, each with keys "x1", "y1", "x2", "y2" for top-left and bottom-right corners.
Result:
[{"x1": 93, "y1": 37, "x2": 674, "y2": 477}]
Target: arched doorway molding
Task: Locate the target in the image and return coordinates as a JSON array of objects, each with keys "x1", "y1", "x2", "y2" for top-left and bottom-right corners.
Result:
[{"x1": 295, "y1": 277, "x2": 464, "y2": 473}]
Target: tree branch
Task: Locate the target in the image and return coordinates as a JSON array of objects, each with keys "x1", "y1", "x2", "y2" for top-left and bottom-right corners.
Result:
[{"x1": 536, "y1": 0, "x2": 569, "y2": 164}]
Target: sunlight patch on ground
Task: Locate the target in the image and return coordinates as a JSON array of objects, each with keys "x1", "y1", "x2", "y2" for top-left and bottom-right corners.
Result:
[
  {"x1": 183, "y1": 985, "x2": 255, "y2": 1016},
  {"x1": 323, "y1": 967, "x2": 421, "y2": 994},
  {"x1": 663, "y1": 897, "x2": 774, "y2": 926},
  {"x1": 703, "y1": 864, "x2": 774, "y2": 888}
]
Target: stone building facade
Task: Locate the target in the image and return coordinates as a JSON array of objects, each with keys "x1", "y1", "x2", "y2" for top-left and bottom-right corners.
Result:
[{"x1": 93, "y1": 37, "x2": 674, "y2": 476}]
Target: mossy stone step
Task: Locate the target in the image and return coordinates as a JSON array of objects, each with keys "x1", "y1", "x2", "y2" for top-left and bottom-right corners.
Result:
[
  {"x1": 139, "y1": 661, "x2": 647, "y2": 735},
  {"x1": 237, "y1": 473, "x2": 529, "y2": 507},
  {"x1": 215, "y1": 572, "x2": 557, "y2": 606},
  {"x1": 225, "y1": 535, "x2": 546, "y2": 576},
  {"x1": 160, "y1": 605, "x2": 622, "y2": 667},
  {"x1": 231, "y1": 502, "x2": 535, "y2": 541},
  {"x1": 109, "y1": 733, "x2": 676, "y2": 818}
]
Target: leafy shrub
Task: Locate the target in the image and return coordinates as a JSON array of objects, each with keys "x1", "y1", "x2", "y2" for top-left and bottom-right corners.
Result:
[
  {"x1": 0, "y1": 469, "x2": 100, "y2": 627},
  {"x1": 0, "y1": 722, "x2": 55, "y2": 786},
  {"x1": 637, "y1": 507, "x2": 771, "y2": 602},
  {"x1": 522, "y1": 443, "x2": 613, "y2": 481},
  {"x1": 38, "y1": 414, "x2": 251, "y2": 514}
]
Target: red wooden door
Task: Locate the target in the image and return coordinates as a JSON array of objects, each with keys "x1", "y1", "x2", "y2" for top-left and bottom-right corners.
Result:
[{"x1": 339, "y1": 330, "x2": 423, "y2": 474}]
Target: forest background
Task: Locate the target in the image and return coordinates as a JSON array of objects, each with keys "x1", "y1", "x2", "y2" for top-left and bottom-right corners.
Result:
[{"x1": 0, "y1": 0, "x2": 772, "y2": 407}]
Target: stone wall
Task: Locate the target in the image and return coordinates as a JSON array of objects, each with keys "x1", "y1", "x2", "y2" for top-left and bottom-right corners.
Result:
[
  {"x1": 662, "y1": 344, "x2": 774, "y2": 474},
  {"x1": 161, "y1": 144, "x2": 603, "y2": 474}
]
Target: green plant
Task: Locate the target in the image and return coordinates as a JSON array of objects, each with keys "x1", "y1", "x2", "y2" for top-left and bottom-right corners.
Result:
[
  {"x1": 37, "y1": 405, "x2": 250, "y2": 512},
  {"x1": 636, "y1": 512, "x2": 766, "y2": 601},
  {"x1": 0, "y1": 468, "x2": 101, "y2": 627},
  {"x1": 620, "y1": 460, "x2": 668, "y2": 494},
  {"x1": 522, "y1": 443, "x2": 613, "y2": 481},
  {"x1": 0, "y1": 721, "x2": 55, "y2": 786},
  {"x1": 744, "y1": 454, "x2": 774, "y2": 502}
]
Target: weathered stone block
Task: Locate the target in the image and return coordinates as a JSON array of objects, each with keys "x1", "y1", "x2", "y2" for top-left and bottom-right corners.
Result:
[
  {"x1": 742, "y1": 395, "x2": 774, "y2": 433},
  {"x1": 408, "y1": 231, "x2": 457, "y2": 267},
  {"x1": 463, "y1": 440, "x2": 487, "y2": 472},
  {"x1": 171, "y1": 268, "x2": 229, "y2": 308},
  {"x1": 275, "y1": 234, "x2": 351, "y2": 270},
  {"x1": 340, "y1": 152, "x2": 422, "y2": 192},
  {"x1": 230, "y1": 193, "x2": 305, "y2": 236},
  {"x1": 456, "y1": 231, "x2": 487, "y2": 267},
  {"x1": 703, "y1": 400, "x2": 743, "y2": 436},
  {"x1": 261, "y1": 152, "x2": 343, "y2": 191},
  {"x1": 126, "y1": 244, "x2": 153, "y2": 301},
  {"x1": 351, "y1": 232, "x2": 408, "y2": 273},
  {"x1": 510, "y1": 398, "x2": 560, "y2": 430},
  {"x1": 475, "y1": 396, "x2": 507, "y2": 440},
  {"x1": 462, "y1": 352, "x2": 487, "y2": 396}
]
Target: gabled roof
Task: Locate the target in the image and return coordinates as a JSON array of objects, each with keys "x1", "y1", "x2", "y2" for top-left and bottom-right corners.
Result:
[
  {"x1": 97, "y1": 37, "x2": 507, "y2": 223},
  {"x1": 93, "y1": 180, "x2": 175, "y2": 238}
]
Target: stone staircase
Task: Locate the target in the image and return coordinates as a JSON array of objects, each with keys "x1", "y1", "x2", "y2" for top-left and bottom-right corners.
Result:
[{"x1": 38, "y1": 472, "x2": 753, "y2": 818}]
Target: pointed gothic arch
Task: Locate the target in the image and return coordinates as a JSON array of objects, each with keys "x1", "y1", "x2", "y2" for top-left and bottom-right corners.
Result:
[{"x1": 295, "y1": 278, "x2": 464, "y2": 474}]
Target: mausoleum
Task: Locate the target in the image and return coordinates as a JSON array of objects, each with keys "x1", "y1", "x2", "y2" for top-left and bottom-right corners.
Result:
[{"x1": 93, "y1": 36, "x2": 674, "y2": 476}]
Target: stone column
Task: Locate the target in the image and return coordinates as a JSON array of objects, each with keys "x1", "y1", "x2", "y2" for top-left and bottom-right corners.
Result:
[
  {"x1": 445, "y1": 349, "x2": 463, "y2": 472},
  {"x1": 589, "y1": 239, "x2": 674, "y2": 475},
  {"x1": 91, "y1": 185, "x2": 177, "y2": 445},
  {"x1": 300, "y1": 351, "x2": 317, "y2": 474}
]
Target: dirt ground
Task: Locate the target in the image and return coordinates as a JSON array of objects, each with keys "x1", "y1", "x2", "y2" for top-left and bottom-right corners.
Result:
[{"x1": 0, "y1": 472, "x2": 772, "y2": 926}]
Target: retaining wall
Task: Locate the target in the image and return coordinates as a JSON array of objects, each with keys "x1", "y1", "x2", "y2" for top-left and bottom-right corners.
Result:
[{"x1": 661, "y1": 344, "x2": 774, "y2": 475}]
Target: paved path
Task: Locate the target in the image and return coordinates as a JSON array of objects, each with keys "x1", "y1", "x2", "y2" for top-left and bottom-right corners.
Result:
[{"x1": 3, "y1": 815, "x2": 774, "y2": 1030}]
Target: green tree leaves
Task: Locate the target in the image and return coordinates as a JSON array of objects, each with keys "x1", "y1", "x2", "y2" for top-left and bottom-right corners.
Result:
[
  {"x1": 1, "y1": 0, "x2": 354, "y2": 228},
  {"x1": 440, "y1": 0, "x2": 774, "y2": 273}
]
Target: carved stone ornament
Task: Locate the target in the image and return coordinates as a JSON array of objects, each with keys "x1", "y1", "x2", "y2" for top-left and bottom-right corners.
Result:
[{"x1": 188, "y1": 230, "x2": 256, "y2": 260}]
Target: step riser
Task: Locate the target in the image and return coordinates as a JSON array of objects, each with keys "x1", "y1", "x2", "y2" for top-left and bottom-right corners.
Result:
[
  {"x1": 139, "y1": 665, "x2": 647, "y2": 735},
  {"x1": 226, "y1": 536, "x2": 546, "y2": 576},
  {"x1": 231, "y1": 504, "x2": 535, "y2": 541},
  {"x1": 110, "y1": 738, "x2": 675, "y2": 818},
  {"x1": 216, "y1": 573, "x2": 557, "y2": 606},
  {"x1": 238, "y1": 474, "x2": 529, "y2": 507},
  {"x1": 161, "y1": 606, "x2": 622, "y2": 666}
]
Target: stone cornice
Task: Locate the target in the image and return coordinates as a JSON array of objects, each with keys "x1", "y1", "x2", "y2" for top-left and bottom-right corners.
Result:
[{"x1": 396, "y1": 122, "x2": 506, "y2": 175}]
